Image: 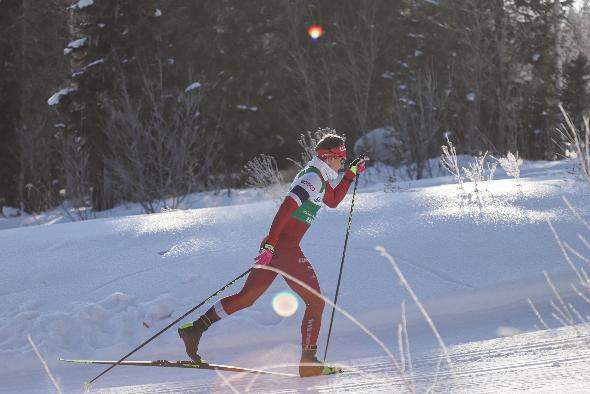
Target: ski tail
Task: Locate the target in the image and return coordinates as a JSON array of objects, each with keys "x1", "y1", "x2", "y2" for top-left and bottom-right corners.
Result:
[{"x1": 60, "y1": 358, "x2": 298, "y2": 377}]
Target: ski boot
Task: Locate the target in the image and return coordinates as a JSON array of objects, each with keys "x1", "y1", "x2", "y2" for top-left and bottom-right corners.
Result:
[
  {"x1": 299, "y1": 345, "x2": 342, "y2": 377},
  {"x1": 178, "y1": 316, "x2": 210, "y2": 363}
]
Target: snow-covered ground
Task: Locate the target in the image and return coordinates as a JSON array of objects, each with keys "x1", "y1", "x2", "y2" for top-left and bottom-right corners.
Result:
[{"x1": 1, "y1": 159, "x2": 590, "y2": 393}]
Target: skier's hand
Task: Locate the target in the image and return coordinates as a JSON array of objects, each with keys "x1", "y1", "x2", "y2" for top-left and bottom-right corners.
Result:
[
  {"x1": 254, "y1": 243, "x2": 274, "y2": 267},
  {"x1": 349, "y1": 157, "x2": 366, "y2": 176}
]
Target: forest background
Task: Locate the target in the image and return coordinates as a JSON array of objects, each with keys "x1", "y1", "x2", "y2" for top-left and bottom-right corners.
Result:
[{"x1": 1, "y1": 0, "x2": 589, "y2": 213}]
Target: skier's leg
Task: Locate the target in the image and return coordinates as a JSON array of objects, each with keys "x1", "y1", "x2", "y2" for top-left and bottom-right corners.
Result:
[
  {"x1": 282, "y1": 251, "x2": 324, "y2": 347},
  {"x1": 218, "y1": 266, "x2": 278, "y2": 315},
  {"x1": 179, "y1": 267, "x2": 277, "y2": 362},
  {"x1": 279, "y1": 249, "x2": 328, "y2": 376}
]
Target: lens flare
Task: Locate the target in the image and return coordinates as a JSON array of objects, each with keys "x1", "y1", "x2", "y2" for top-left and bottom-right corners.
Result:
[
  {"x1": 307, "y1": 25, "x2": 324, "y2": 40},
  {"x1": 272, "y1": 291, "x2": 299, "y2": 317}
]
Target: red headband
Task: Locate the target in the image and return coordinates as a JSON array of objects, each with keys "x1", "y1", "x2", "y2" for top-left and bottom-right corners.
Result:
[{"x1": 317, "y1": 144, "x2": 347, "y2": 159}]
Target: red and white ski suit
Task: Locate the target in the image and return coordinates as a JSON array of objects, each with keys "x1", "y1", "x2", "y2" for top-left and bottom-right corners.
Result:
[{"x1": 216, "y1": 161, "x2": 355, "y2": 347}]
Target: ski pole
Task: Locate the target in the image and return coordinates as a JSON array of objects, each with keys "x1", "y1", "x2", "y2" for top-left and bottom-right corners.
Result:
[
  {"x1": 85, "y1": 267, "x2": 252, "y2": 388},
  {"x1": 323, "y1": 167, "x2": 361, "y2": 362}
]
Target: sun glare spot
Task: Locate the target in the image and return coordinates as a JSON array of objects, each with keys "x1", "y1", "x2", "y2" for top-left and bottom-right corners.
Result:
[
  {"x1": 272, "y1": 291, "x2": 299, "y2": 317},
  {"x1": 307, "y1": 25, "x2": 324, "y2": 40}
]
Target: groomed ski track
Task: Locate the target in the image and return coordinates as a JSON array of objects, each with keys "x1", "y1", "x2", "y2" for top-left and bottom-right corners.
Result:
[{"x1": 88, "y1": 325, "x2": 590, "y2": 393}]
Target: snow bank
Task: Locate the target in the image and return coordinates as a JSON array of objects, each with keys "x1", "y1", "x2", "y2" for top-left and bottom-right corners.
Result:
[{"x1": 353, "y1": 127, "x2": 401, "y2": 164}]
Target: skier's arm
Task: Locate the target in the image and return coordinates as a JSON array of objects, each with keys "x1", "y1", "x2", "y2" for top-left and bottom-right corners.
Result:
[
  {"x1": 255, "y1": 198, "x2": 298, "y2": 266},
  {"x1": 266, "y1": 172, "x2": 322, "y2": 246},
  {"x1": 323, "y1": 158, "x2": 366, "y2": 208},
  {"x1": 322, "y1": 170, "x2": 355, "y2": 208},
  {"x1": 265, "y1": 196, "x2": 299, "y2": 246}
]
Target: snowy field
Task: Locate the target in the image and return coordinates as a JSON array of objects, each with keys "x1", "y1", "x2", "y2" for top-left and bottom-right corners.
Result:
[{"x1": 1, "y1": 159, "x2": 590, "y2": 393}]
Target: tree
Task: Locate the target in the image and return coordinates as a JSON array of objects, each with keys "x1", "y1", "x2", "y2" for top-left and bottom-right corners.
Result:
[
  {"x1": 390, "y1": 67, "x2": 450, "y2": 179},
  {"x1": 434, "y1": 0, "x2": 522, "y2": 155},
  {"x1": 561, "y1": 53, "x2": 590, "y2": 123},
  {"x1": 512, "y1": 0, "x2": 573, "y2": 159},
  {"x1": 0, "y1": 0, "x2": 68, "y2": 212},
  {"x1": 54, "y1": 0, "x2": 167, "y2": 210},
  {"x1": 0, "y1": 1, "x2": 21, "y2": 208},
  {"x1": 103, "y1": 70, "x2": 220, "y2": 212}
]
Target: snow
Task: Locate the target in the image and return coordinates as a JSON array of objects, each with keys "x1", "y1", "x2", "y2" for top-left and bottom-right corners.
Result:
[
  {"x1": 86, "y1": 58, "x2": 104, "y2": 68},
  {"x1": 47, "y1": 87, "x2": 77, "y2": 106},
  {"x1": 236, "y1": 104, "x2": 258, "y2": 112},
  {"x1": 1, "y1": 206, "x2": 20, "y2": 217},
  {"x1": 71, "y1": 59, "x2": 104, "y2": 77},
  {"x1": 1, "y1": 160, "x2": 590, "y2": 392},
  {"x1": 69, "y1": 0, "x2": 94, "y2": 10},
  {"x1": 381, "y1": 71, "x2": 394, "y2": 80},
  {"x1": 399, "y1": 97, "x2": 416, "y2": 105},
  {"x1": 184, "y1": 82, "x2": 202, "y2": 92},
  {"x1": 63, "y1": 37, "x2": 87, "y2": 55}
]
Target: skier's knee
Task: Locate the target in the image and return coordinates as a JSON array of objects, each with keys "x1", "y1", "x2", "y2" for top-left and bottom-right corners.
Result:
[{"x1": 306, "y1": 296, "x2": 325, "y2": 312}]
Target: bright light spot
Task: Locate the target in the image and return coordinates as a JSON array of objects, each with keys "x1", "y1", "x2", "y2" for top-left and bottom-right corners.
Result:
[
  {"x1": 422, "y1": 180, "x2": 562, "y2": 225},
  {"x1": 307, "y1": 25, "x2": 324, "y2": 40},
  {"x1": 272, "y1": 291, "x2": 299, "y2": 317}
]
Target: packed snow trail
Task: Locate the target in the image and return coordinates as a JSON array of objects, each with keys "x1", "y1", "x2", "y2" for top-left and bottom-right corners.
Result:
[
  {"x1": 1, "y1": 160, "x2": 590, "y2": 392},
  {"x1": 68, "y1": 325, "x2": 590, "y2": 393}
]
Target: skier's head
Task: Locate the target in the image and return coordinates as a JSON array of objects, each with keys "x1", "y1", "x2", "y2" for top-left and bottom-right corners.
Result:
[{"x1": 316, "y1": 134, "x2": 346, "y2": 172}]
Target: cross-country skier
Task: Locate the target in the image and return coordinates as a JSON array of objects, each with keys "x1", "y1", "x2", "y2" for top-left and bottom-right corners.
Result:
[{"x1": 178, "y1": 134, "x2": 366, "y2": 377}]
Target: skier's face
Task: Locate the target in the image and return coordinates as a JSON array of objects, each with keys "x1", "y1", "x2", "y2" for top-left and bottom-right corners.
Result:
[{"x1": 326, "y1": 156, "x2": 346, "y2": 172}]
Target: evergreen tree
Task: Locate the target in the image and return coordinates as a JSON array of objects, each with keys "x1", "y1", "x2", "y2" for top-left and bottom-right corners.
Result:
[
  {"x1": 512, "y1": 0, "x2": 573, "y2": 159},
  {"x1": 1, "y1": 0, "x2": 67, "y2": 211},
  {"x1": 561, "y1": 53, "x2": 590, "y2": 123},
  {"x1": 54, "y1": 0, "x2": 166, "y2": 210},
  {"x1": 0, "y1": 2, "x2": 21, "y2": 208}
]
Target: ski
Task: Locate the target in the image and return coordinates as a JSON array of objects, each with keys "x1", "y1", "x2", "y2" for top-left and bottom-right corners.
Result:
[
  {"x1": 60, "y1": 358, "x2": 298, "y2": 377},
  {"x1": 319, "y1": 365, "x2": 345, "y2": 376}
]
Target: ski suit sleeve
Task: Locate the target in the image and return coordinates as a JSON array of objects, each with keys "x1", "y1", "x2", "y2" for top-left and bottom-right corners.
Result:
[
  {"x1": 323, "y1": 169, "x2": 355, "y2": 208},
  {"x1": 266, "y1": 172, "x2": 322, "y2": 245},
  {"x1": 265, "y1": 196, "x2": 299, "y2": 246}
]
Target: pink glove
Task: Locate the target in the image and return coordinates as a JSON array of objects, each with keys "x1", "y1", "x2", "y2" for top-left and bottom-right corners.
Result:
[
  {"x1": 349, "y1": 157, "x2": 366, "y2": 175},
  {"x1": 254, "y1": 243, "x2": 275, "y2": 267},
  {"x1": 357, "y1": 159, "x2": 366, "y2": 174}
]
